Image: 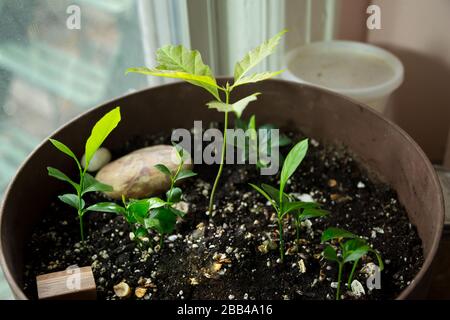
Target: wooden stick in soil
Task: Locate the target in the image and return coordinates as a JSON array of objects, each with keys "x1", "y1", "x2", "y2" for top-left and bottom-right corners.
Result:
[{"x1": 36, "y1": 266, "x2": 96, "y2": 300}]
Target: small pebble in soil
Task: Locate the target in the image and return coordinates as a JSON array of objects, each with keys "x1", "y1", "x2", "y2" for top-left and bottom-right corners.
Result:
[{"x1": 114, "y1": 281, "x2": 131, "y2": 298}]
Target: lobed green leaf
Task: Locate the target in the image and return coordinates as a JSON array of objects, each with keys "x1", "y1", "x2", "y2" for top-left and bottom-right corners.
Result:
[
  {"x1": 233, "y1": 70, "x2": 284, "y2": 88},
  {"x1": 207, "y1": 93, "x2": 260, "y2": 118},
  {"x1": 127, "y1": 45, "x2": 220, "y2": 100},
  {"x1": 234, "y1": 30, "x2": 287, "y2": 83}
]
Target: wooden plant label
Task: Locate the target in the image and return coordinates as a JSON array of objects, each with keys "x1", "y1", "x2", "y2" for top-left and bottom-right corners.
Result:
[{"x1": 36, "y1": 266, "x2": 96, "y2": 300}]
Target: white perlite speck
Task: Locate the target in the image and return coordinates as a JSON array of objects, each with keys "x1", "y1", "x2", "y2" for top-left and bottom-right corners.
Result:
[
  {"x1": 373, "y1": 227, "x2": 384, "y2": 234},
  {"x1": 357, "y1": 181, "x2": 366, "y2": 189},
  {"x1": 351, "y1": 280, "x2": 365, "y2": 297},
  {"x1": 294, "y1": 193, "x2": 314, "y2": 202},
  {"x1": 167, "y1": 235, "x2": 178, "y2": 242},
  {"x1": 311, "y1": 139, "x2": 319, "y2": 147}
]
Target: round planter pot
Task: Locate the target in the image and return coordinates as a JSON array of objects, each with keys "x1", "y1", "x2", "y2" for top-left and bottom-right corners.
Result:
[{"x1": 0, "y1": 79, "x2": 444, "y2": 299}]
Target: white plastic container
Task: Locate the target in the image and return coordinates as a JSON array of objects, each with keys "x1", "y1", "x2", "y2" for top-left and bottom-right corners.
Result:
[{"x1": 284, "y1": 41, "x2": 404, "y2": 113}]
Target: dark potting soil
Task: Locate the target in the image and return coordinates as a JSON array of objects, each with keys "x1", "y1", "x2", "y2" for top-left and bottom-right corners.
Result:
[{"x1": 23, "y1": 130, "x2": 423, "y2": 300}]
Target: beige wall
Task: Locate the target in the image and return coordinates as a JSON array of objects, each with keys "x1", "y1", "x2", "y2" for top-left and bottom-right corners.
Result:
[{"x1": 338, "y1": 0, "x2": 450, "y2": 164}]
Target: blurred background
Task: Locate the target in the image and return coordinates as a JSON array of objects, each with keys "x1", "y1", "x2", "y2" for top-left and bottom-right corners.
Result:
[{"x1": 0, "y1": 0, "x2": 449, "y2": 299}]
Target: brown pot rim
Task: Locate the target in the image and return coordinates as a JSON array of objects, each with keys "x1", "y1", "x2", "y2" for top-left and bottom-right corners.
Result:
[{"x1": 0, "y1": 78, "x2": 444, "y2": 300}]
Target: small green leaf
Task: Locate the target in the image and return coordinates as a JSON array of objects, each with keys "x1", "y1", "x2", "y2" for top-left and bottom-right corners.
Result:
[
  {"x1": 84, "y1": 107, "x2": 121, "y2": 170},
  {"x1": 49, "y1": 139, "x2": 81, "y2": 170},
  {"x1": 249, "y1": 183, "x2": 276, "y2": 207},
  {"x1": 248, "y1": 115, "x2": 257, "y2": 135},
  {"x1": 82, "y1": 173, "x2": 113, "y2": 195},
  {"x1": 145, "y1": 207, "x2": 177, "y2": 234},
  {"x1": 298, "y1": 208, "x2": 329, "y2": 220},
  {"x1": 167, "y1": 187, "x2": 182, "y2": 203},
  {"x1": 234, "y1": 29, "x2": 287, "y2": 82},
  {"x1": 175, "y1": 170, "x2": 197, "y2": 182},
  {"x1": 261, "y1": 184, "x2": 289, "y2": 207},
  {"x1": 129, "y1": 199, "x2": 150, "y2": 224},
  {"x1": 344, "y1": 245, "x2": 370, "y2": 263},
  {"x1": 169, "y1": 206, "x2": 186, "y2": 218},
  {"x1": 85, "y1": 202, "x2": 126, "y2": 214},
  {"x1": 370, "y1": 249, "x2": 384, "y2": 271},
  {"x1": 233, "y1": 70, "x2": 284, "y2": 88},
  {"x1": 278, "y1": 134, "x2": 292, "y2": 147},
  {"x1": 321, "y1": 227, "x2": 357, "y2": 243},
  {"x1": 173, "y1": 144, "x2": 184, "y2": 160},
  {"x1": 128, "y1": 68, "x2": 220, "y2": 100},
  {"x1": 134, "y1": 227, "x2": 148, "y2": 239},
  {"x1": 148, "y1": 197, "x2": 167, "y2": 210},
  {"x1": 235, "y1": 118, "x2": 248, "y2": 130},
  {"x1": 343, "y1": 238, "x2": 367, "y2": 252},
  {"x1": 282, "y1": 201, "x2": 320, "y2": 215},
  {"x1": 127, "y1": 199, "x2": 150, "y2": 224},
  {"x1": 154, "y1": 164, "x2": 172, "y2": 177},
  {"x1": 58, "y1": 194, "x2": 84, "y2": 211},
  {"x1": 207, "y1": 93, "x2": 260, "y2": 118},
  {"x1": 280, "y1": 139, "x2": 309, "y2": 195},
  {"x1": 206, "y1": 101, "x2": 231, "y2": 113},
  {"x1": 47, "y1": 167, "x2": 80, "y2": 193},
  {"x1": 323, "y1": 245, "x2": 339, "y2": 262},
  {"x1": 232, "y1": 93, "x2": 260, "y2": 118}
]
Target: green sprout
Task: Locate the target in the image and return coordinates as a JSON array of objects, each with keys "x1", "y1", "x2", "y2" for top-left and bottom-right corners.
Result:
[
  {"x1": 234, "y1": 115, "x2": 292, "y2": 168},
  {"x1": 88, "y1": 146, "x2": 196, "y2": 248},
  {"x1": 127, "y1": 30, "x2": 286, "y2": 214},
  {"x1": 47, "y1": 107, "x2": 121, "y2": 241},
  {"x1": 321, "y1": 227, "x2": 384, "y2": 300},
  {"x1": 86, "y1": 197, "x2": 155, "y2": 246},
  {"x1": 250, "y1": 139, "x2": 328, "y2": 262},
  {"x1": 149, "y1": 146, "x2": 197, "y2": 247}
]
